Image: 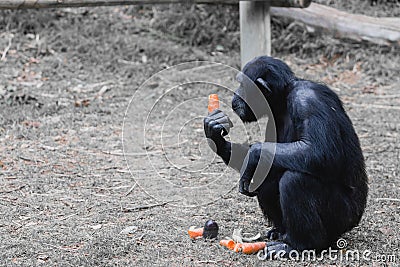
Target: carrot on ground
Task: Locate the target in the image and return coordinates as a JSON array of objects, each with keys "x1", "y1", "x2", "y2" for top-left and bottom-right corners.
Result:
[
  {"x1": 233, "y1": 242, "x2": 266, "y2": 254},
  {"x1": 219, "y1": 239, "x2": 236, "y2": 250},
  {"x1": 188, "y1": 227, "x2": 203, "y2": 239},
  {"x1": 208, "y1": 94, "x2": 220, "y2": 113}
]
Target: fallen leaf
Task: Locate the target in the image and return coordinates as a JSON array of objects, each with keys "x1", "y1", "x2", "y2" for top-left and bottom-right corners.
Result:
[
  {"x1": 232, "y1": 228, "x2": 243, "y2": 243},
  {"x1": 242, "y1": 233, "x2": 261, "y2": 242},
  {"x1": 120, "y1": 225, "x2": 138, "y2": 235},
  {"x1": 90, "y1": 224, "x2": 102, "y2": 230}
]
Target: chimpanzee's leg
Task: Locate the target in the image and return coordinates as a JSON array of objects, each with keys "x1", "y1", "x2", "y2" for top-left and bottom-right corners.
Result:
[
  {"x1": 257, "y1": 168, "x2": 285, "y2": 240},
  {"x1": 264, "y1": 170, "x2": 358, "y2": 258},
  {"x1": 278, "y1": 170, "x2": 330, "y2": 251}
]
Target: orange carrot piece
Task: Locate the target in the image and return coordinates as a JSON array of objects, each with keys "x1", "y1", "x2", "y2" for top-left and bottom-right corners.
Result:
[
  {"x1": 233, "y1": 242, "x2": 266, "y2": 254},
  {"x1": 219, "y1": 239, "x2": 236, "y2": 250},
  {"x1": 208, "y1": 94, "x2": 220, "y2": 113},
  {"x1": 188, "y1": 227, "x2": 203, "y2": 239}
]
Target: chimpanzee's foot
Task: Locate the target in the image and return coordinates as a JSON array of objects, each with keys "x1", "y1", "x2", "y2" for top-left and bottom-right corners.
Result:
[
  {"x1": 265, "y1": 228, "x2": 284, "y2": 240},
  {"x1": 264, "y1": 241, "x2": 294, "y2": 259}
]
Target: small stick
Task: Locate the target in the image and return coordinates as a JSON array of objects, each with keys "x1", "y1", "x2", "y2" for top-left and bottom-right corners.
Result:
[
  {"x1": 57, "y1": 213, "x2": 78, "y2": 221},
  {"x1": 196, "y1": 260, "x2": 218, "y2": 264},
  {"x1": 116, "y1": 169, "x2": 131, "y2": 173},
  {"x1": 0, "y1": 185, "x2": 25, "y2": 194},
  {"x1": 368, "y1": 94, "x2": 400, "y2": 99},
  {"x1": 102, "y1": 150, "x2": 162, "y2": 156},
  {"x1": 19, "y1": 155, "x2": 45, "y2": 163},
  {"x1": 124, "y1": 183, "x2": 137, "y2": 196},
  {"x1": 122, "y1": 201, "x2": 173, "y2": 212},
  {"x1": 350, "y1": 103, "x2": 400, "y2": 111},
  {"x1": 1, "y1": 34, "x2": 13, "y2": 61},
  {"x1": 375, "y1": 198, "x2": 400, "y2": 202}
]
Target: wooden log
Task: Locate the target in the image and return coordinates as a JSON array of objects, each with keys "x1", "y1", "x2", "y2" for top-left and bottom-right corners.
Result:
[
  {"x1": 0, "y1": 0, "x2": 311, "y2": 9},
  {"x1": 271, "y1": 3, "x2": 400, "y2": 46},
  {"x1": 240, "y1": 1, "x2": 271, "y2": 69}
]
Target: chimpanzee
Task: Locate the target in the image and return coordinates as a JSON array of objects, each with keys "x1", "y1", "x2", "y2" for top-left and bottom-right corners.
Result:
[{"x1": 203, "y1": 56, "x2": 368, "y2": 256}]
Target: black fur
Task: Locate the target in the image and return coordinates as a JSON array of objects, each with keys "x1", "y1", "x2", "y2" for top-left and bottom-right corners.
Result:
[{"x1": 205, "y1": 56, "x2": 368, "y2": 252}]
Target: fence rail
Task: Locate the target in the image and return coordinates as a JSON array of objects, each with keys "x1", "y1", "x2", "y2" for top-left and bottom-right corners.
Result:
[
  {"x1": 0, "y1": 0, "x2": 313, "y2": 67},
  {"x1": 0, "y1": 0, "x2": 311, "y2": 9}
]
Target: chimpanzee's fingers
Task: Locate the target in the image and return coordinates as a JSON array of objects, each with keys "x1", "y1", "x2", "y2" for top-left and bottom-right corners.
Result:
[
  {"x1": 221, "y1": 123, "x2": 231, "y2": 136},
  {"x1": 214, "y1": 118, "x2": 232, "y2": 136},
  {"x1": 209, "y1": 110, "x2": 234, "y2": 128},
  {"x1": 240, "y1": 178, "x2": 257, "y2": 197},
  {"x1": 215, "y1": 116, "x2": 231, "y2": 125},
  {"x1": 204, "y1": 117, "x2": 213, "y2": 136},
  {"x1": 246, "y1": 189, "x2": 258, "y2": 197},
  {"x1": 215, "y1": 115, "x2": 232, "y2": 128},
  {"x1": 243, "y1": 180, "x2": 250, "y2": 194},
  {"x1": 239, "y1": 179, "x2": 246, "y2": 195},
  {"x1": 227, "y1": 116, "x2": 233, "y2": 128},
  {"x1": 209, "y1": 112, "x2": 227, "y2": 122},
  {"x1": 239, "y1": 175, "x2": 249, "y2": 194},
  {"x1": 207, "y1": 119, "x2": 224, "y2": 137},
  {"x1": 206, "y1": 119, "x2": 217, "y2": 134},
  {"x1": 208, "y1": 109, "x2": 223, "y2": 118}
]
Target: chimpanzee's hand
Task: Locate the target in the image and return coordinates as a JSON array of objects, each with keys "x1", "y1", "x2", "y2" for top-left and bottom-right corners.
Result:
[
  {"x1": 204, "y1": 110, "x2": 233, "y2": 142},
  {"x1": 239, "y1": 143, "x2": 261, "y2": 197}
]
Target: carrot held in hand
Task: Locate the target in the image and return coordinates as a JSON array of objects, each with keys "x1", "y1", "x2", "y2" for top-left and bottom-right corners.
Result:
[
  {"x1": 219, "y1": 239, "x2": 236, "y2": 250},
  {"x1": 233, "y1": 242, "x2": 267, "y2": 254},
  {"x1": 188, "y1": 226, "x2": 203, "y2": 239},
  {"x1": 208, "y1": 94, "x2": 220, "y2": 113}
]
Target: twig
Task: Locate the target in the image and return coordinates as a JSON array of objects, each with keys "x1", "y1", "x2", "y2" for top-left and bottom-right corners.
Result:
[
  {"x1": 57, "y1": 213, "x2": 78, "y2": 221},
  {"x1": 350, "y1": 103, "x2": 400, "y2": 110},
  {"x1": 96, "y1": 85, "x2": 110, "y2": 97},
  {"x1": 122, "y1": 201, "x2": 174, "y2": 212},
  {"x1": 375, "y1": 198, "x2": 400, "y2": 202},
  {"x1": 19, "y1": 155, "x2": 45, "y2": 163},
  {"x1": 124, "y1": 183, "x2": 137, "y2": 196},
  {"x1": 116, "y1": 169, "x2": 131, "y2": 173},
  {"x1": 117, "y1": 58, "x2": 141, "y2": 65},
  {"x1": 84, "y1": 185, "x2": 129, "y2": 191},
  {"x1": 1, "y1": 34, "x2": 13, "y2": 61},
  {"x1": 102, "y1": 150, "x2": 162, "y2": 156},
  {"x1": 3, "y1": 176, "x2": 17, "y2": 180},
  {"x1": 102, "y1": 166, "x2": 119, "y2": 171},
  {"x1": 0, "y1": 185, "x2": 25, "y2": 194},
  {"x1": 197, "y1": 260, "x2": 219, "y2": 265},
  {"x1": 368, "y1": 94, "x2": 400, "y2": 99}
]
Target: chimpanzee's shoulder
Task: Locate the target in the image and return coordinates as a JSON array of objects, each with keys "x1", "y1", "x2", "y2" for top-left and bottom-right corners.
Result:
[
  {"x1": 287, "y1": 79, "x2": 345, "y2": 120},
  {"x1": 288, "y1": 80, "x2": 318, "y2": 105},
  {"x1": 289, "y1": 79, "x2": 341, "y2": 105}
]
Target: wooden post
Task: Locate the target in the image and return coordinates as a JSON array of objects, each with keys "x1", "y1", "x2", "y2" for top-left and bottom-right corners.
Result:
[{"x1": 240, "y1": 1, "x2": 271, "y2": 69}]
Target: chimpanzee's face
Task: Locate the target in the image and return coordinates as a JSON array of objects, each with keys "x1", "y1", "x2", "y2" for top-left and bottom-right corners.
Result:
[
  {"x1": 232, "y1": 56, "x2": 295, "y2": 123},
  {"x1": 232, "y1": 72, "x2": 269, "y2": 123}
]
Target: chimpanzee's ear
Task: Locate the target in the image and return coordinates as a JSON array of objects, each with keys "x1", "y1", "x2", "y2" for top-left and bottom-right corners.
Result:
[{"x1": 256, "y1": 78, "x2": 272, "y2": 94}]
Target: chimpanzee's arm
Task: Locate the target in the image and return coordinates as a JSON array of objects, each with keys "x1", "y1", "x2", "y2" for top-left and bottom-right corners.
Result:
[
  {"x1": 239, "y1": 88, "x2": 344, "y2": 195},
  {"x1": 204, "y1": 110, "x2": 249, "y2": 172}
]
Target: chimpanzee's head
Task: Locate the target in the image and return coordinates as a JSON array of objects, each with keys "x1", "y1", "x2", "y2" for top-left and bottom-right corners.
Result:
[{"x1": 232, "y1": 56, "x2": 294, "y2": 122}]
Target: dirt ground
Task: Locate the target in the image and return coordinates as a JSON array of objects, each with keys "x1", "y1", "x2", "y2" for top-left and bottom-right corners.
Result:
[{"x1": 0, "y1": 3, "x2": 399, "y2": 266}]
